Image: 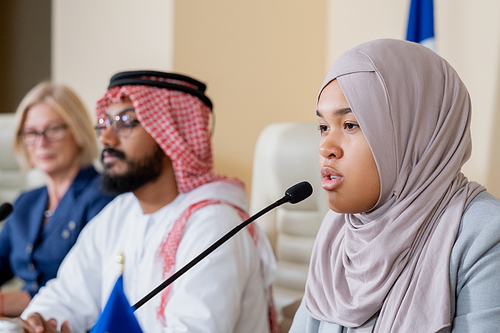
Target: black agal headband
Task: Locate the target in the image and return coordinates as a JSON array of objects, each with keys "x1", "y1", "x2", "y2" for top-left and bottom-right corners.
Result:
[{"x1": 108, "y1": 70, "x2": 213, "y2": 111}]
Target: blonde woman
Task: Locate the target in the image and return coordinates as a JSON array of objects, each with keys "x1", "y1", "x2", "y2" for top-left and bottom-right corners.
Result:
[{"x1": 0, "y1": 82, "x2": 115, "y2": 317}]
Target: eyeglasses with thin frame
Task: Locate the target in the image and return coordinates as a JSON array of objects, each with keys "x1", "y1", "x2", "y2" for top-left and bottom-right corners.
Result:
[
  {"x1": 94, "y1": 108, "x2": 140, "y2": 138},
  {"x1": 19, "y1": 124, "x2": 69, "y2": 146}
]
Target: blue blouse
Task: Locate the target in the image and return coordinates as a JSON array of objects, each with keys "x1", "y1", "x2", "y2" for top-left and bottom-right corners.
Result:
[{"x1": 0, "y1": 166, "x2": 115, "y2": 297}]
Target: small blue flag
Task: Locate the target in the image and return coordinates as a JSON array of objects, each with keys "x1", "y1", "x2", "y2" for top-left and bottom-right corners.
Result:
[
  {"x1": 90, "y1": 276, "x2": 143, "y2": 333},
  {"x1": 406, "y1": 0, "x2": 435, "y2": 51}
]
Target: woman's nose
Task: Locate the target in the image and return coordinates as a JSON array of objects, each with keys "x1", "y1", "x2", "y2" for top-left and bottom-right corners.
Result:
[{"x1": 319, "y1": 134, "x2": 343, "y2": 159}]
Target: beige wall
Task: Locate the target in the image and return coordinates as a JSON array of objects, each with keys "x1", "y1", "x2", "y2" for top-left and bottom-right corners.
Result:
[
  {"x1": 437, "y1": 0, "x2": 500, "y2": 197},
  {"x1": 173, "y1": 1, "x2": 327, "y2": 194},
  {"x1": 52, "y1": 0, "x2": 500, "y2": 197},
  {"x1": 326, "y1": 0, "x2": 410, "y2": 62},
  {"x1": 52, "y1": 0, "x2": 175, "y2": 120}
]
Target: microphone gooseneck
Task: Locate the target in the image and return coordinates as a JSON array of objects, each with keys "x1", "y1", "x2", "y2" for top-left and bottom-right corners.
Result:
[
  {"x1": 0, "y1": 202, "x2": 13, "y2": 221},
  {"x1": 133, "y1": 181, "x2": 313, "y2": 310}
]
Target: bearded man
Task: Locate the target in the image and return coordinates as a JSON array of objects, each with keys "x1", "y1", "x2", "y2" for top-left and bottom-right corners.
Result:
[{"x1": 20, "y1": 71, "x2": 277, "y2": 333}]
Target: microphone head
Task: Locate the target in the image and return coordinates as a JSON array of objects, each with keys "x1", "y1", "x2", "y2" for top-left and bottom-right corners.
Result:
[
  {"x1": 285, "y1": 181, "x2": 313, "y2": 204},
  {"x1": 0, "y1": 202, "x2": 13, "y2": 221}
]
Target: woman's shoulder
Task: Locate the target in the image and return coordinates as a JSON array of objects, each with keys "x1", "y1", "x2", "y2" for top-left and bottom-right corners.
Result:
[
  {"x1": 450, "y1": 194, "x2": 500, "y2": 328},
  {"x1": 452, "y1": 190, "x2": 500, "y2": 263},
  {"x1": 289, "y1": 299, "x2": 344, "y2": 333},
  {"x1": 459, "y1": 191, "x2": 500, "y2": 234},
  {"x1": 71, "y1": 166, "x2": 114, "y2": 199},
  {"x1": 73, "y1": 165, "x2": 100, "y2": 187},
  {"x1": 14, "y1": 186, "x2": 46, "y2": 205}
]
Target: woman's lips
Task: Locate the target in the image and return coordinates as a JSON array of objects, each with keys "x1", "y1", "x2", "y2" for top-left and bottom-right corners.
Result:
[
  {"x1": 321, "y1": 167, "x2": 343, "y2": 191},
  {"x1": 36, "y1": 154, "x2": 55, "y2": 162}
]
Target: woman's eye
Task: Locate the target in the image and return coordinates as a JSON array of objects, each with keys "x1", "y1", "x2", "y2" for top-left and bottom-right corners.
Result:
[
  {"x1": 345, "y1": 122, "x2": 359, "y2": 130},
  {"x1": 318, "y1": 125, "x2": 329, "y2": 133},
  {"x1": 46, "y1": 126, "x2": 61, "y2": 132}
]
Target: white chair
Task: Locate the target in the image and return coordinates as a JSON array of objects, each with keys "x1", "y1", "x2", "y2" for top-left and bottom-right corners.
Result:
[
  {"x1": 250, "y1": 122, "x2": 330, "y2": 332},
  {"x1": 0, "y1": 113, "x2": 46, "y2": 290},
  {"x1": 0, "y1": 113, "x2": 45, "y2": 215}
]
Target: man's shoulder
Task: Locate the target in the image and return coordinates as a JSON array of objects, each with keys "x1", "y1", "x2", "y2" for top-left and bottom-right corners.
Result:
[
  {"x1": 184, "y1": 180, "x2": 248, "y2": 211},
  {"x1": 101, "y1": 191, "x2": 137, "y2": 207},
  {"x1": 90, "y1": 192, "x2": 139, "y2": 223}
]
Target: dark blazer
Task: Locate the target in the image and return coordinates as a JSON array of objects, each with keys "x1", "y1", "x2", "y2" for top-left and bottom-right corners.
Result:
[{"x1": 0, "y1": 166, "x2": 115, "y2": 296}]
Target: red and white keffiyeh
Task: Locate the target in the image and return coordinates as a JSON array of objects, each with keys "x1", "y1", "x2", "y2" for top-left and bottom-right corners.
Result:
[{"x1": 95, "y1": 76, "x2": 226, "y2": 193}]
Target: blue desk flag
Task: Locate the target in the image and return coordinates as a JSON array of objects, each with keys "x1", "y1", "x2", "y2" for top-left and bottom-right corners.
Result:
[
  {"x1": 406, "y1": 0, "x2": 435, "y2": 51},
  {"x1": 89, "y1": 275, "x2": 143, "y2": 333}
]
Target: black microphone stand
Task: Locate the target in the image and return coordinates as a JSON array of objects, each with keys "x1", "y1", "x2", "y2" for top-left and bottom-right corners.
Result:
[{"x1": 133, "y1": 194, "x2": 291, "y2": 310}]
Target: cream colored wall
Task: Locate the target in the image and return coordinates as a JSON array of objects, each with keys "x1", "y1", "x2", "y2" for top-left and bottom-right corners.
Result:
[
  {"x1": 437, "y1": 0, "x2": 500, "y2": 197},
  {"x1": 173, "y1": 1, "x2": 327, "y2": 194},
  {"x1": 52, "y1": 0, "x2": 175, "y2": 121},
  {"x1": 52, "y1": 0, "x2": 500, "y2": 197},
  {"x1": 52, "y1": 0, "x2": 326, "y2": 196},
  {"x1": 327, "y1": 0, "x2": 500, "y2": 197}
]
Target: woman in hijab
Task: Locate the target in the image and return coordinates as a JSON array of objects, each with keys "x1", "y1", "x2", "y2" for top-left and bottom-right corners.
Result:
[{"x1": 289, "y1": 39, "x2": 500, "y2": 332}]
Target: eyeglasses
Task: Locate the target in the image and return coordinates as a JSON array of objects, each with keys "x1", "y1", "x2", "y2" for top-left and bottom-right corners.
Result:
[
  {"x1": 94, "y1": 110, "x2": 140, "y2": 138},
  {"x1": 19, "y1": 124, "x2": 68, "y2": 146}
]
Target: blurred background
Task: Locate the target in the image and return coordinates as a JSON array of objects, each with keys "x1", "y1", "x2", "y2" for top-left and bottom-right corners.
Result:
[{"x1": 1, "y1": 0, "x2": 499, "y2": 198}]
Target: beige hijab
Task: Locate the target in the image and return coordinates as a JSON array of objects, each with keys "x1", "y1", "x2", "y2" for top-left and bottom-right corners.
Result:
[{"x1": 304, "y1": 39, "x2": 484, "y2": 332}]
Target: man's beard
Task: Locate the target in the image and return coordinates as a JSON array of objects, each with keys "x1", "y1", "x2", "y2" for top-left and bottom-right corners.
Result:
[{"x1": 100, "y1": 145, "x2": 166, "y2": 195}]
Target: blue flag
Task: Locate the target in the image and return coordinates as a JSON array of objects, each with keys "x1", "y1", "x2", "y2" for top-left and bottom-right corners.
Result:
[
  {"x1": 406, "y1": 0, "x2": 435, "y2": 51},
  {"x1": 90, "y1": 276, "x2": 143, "y2": 333}
]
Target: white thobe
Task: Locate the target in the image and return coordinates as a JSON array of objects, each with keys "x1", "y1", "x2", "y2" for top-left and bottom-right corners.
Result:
[{"x1": 22, "y1": 181, "x2": 276, "y2": 333}]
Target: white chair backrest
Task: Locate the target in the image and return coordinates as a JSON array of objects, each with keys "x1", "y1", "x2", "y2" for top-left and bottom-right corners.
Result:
[
  {"x1": 0, "y1": 113, "x2": 46, "y2": 208},
  {"x1": 250, "y1": 122, "x2": 330, "y2": 331}
]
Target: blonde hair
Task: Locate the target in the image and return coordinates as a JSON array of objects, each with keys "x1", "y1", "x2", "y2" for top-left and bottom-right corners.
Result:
[{"x1": 13, "y1": 82, "x2": 98, "y2": 170}]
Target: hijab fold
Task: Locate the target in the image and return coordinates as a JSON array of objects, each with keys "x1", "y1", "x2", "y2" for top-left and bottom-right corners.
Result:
[{"x1": 304, "y1": 39, "x2": 484, "y2": 332}]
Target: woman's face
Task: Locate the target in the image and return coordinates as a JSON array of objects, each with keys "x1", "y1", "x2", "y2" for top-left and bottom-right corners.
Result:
[
  {"x1": 317, "y1": 80, "x2": 380, "y2": 214},
  {"x1": 22, "y1": 102, "x2": 80, "y2": 177}
]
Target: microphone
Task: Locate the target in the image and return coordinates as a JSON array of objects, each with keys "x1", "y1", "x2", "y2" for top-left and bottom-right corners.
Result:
[
  {"x1": 0, "y1": 202, "x2": 13, "y2": 221},
  {"x1": 133, "y1": 181, "x2": 313, "y2": 310}
]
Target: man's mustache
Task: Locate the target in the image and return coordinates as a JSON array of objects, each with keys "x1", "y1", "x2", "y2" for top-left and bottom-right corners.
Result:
[{"x1": 101, "y1": 148, "x2": 126, "y2": 162}]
